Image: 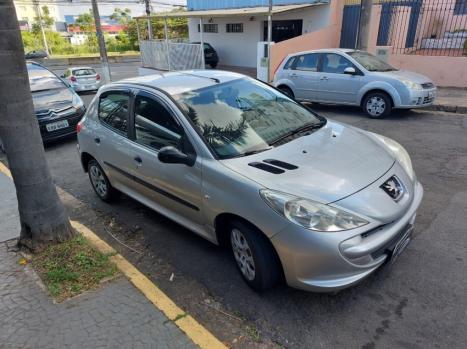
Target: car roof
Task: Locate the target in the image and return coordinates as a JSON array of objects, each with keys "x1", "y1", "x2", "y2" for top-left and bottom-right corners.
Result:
[
  {"x1": 288, "y1": 48, "x2": 356, "y2": 57},
  {"x1": 115, "y1": 70, "x2": 245, "y2": 96}
]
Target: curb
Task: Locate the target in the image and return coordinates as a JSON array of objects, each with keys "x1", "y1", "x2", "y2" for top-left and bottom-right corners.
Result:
[
  {"x1": 427, "y1": 104, "x2": 467, "y2": 114},
  {"x1": 0, "y1": 162, "x2": 227, "y2": 349}
]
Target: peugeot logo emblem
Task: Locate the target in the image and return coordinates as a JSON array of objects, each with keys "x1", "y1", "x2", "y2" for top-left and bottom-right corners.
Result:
[{"x1": 380, "y1": 176, "x2": 404, "y2": 201}]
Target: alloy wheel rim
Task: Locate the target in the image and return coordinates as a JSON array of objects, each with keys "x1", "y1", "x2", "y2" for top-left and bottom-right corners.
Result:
[
  {"x1": 231, "y1": 228, "x2": 255, "y2": 281},
  {"x1": 366, "y1": 96, "x2": 386, "y2": 116},
  {"x1": 89, "y1": 165, "x2": 108, "y2": 198}
]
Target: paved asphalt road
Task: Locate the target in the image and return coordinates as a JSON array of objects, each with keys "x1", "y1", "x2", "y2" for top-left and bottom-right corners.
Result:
[{"x1": 41, "y1": 64, "x2": 467, "y2": 348}]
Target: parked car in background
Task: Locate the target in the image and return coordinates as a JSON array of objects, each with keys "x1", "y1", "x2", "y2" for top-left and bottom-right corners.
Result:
[
  {"x1": 25, "y1": 50, "x2": 48, "y2": 59},
  {"x1": 274, "y1": 49, "x2": 437, "y2": 118},
  {"x1": 27, "y1": 62, "x2": 85, "y2": 142},
  {"x1": 77, "y1": 70, "x2": 423, "y2": 292},
  {"x1": 62, "y1": 67, "x2": 102, "y2": 92},
  {"x1": 191, "y1": 42, "x2": 219, "y2": 68}
]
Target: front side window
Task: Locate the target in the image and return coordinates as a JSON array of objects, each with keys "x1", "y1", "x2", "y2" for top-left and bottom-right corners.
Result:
[
  {"x1": 174, "y1": 78, "x2": 324, "y2": 159},
  {"x1": 283, "y1": 56, "x2": 296, "y2": 70},
  {"x1": 134, "y1": 95, "x2": 182, "y2": 150},
  {"x1": 98, "y1": 92, "x2": 129, "y2": 135},
  {"x1": 321, "y1": 53, "x2": 354, "y2": 74},
  {"x1": 294, "y1": 54, "x2": 319, "y2": 72}
]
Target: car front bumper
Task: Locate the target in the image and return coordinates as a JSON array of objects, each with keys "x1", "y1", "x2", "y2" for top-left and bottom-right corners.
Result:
[
  {"x1": 398, "y1": 87, "x2": 437, "y2": 109},
  {"x1": 38, "y1": 108, "x2": 85, "y2": 142},
  {"x1": 271, "y1": 181, "x2": 424, "y2": 292}
]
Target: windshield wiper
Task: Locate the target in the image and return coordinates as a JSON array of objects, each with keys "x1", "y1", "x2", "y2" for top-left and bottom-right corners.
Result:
[
  {"x1": 269, "y1": 122, "x2": 324, "y2": 146},
  {"x1": 226, "y1": 147, "x2": 272, "y2": 159}
]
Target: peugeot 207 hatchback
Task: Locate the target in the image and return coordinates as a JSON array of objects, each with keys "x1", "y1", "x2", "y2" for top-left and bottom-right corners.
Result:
[{"x1": 77, "y1": 70, "x2": 423, "y2": 292}]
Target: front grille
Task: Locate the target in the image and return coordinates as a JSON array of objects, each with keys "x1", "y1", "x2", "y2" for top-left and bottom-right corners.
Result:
[
  {"x1": 423, "y1": 96, "x2": 435, "y2": 104},
  {"x1": 370, "y1": 223, "x2": 411, "y2": 259},
  {"x1": 36, "y1": 106, "x2": 76, "y2": 121},
  {"x1": 421, "y1": 82, "x2": 434, "y2": 89}
]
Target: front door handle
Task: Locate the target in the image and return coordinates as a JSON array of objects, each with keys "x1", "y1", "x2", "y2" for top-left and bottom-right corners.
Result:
[
  {"x1": 134, "y1": 156, "x2": 142, "y2": 166},
  {"x1": 290, "y1": 73, "x2": 298, "y2": 78},
  {"x1": 94, "y1": 137, "x2": 101, "y2": 144},
  {"x1": 320, "y1": 76, "x2": 328, "y2": 81}
]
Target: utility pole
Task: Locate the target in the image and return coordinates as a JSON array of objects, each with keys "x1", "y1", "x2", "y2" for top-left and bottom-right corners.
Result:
[
  {"x1": 145, "y1": 0, "x2": 153, "y2": 39},
  {"x1": 33, "y1": 0, "x2": 49, "y2": 55},
  {"x1": 356, "y1": 0, "x2": 373, "y2": 50},
  {"x1": 266, "y1": 0, "x2": 272, "y2": 83},
  {"x1": 90, "y1": 0, "x2": 111, "y2": 83}
]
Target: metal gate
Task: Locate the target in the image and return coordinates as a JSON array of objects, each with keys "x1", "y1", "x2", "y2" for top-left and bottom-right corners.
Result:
[{"x1": 340, "y1": 1, "x2": 362, "y2": 49}]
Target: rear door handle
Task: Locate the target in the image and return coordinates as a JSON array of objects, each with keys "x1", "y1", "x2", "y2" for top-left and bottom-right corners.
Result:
[
  {"x1": 94, "y1": 137, "x2": 101, "y2": 144},
  {"x1": 320, "y1": 76, "x2": 328, "y2": 81}
]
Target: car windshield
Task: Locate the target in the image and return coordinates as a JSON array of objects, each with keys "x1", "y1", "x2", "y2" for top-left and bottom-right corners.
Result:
[
  {"x1": 348, "y1": 51, "x2": 397, "y2": 72},
  {"x1": 27, "y1": 63, "x2": 66, "y2": 92},
  {"x1": 174, "y1": 78, "x2": 325, "y2": 159},
  {"x1": 73, "y1": 68, "x2": 96, "y2": 76}
]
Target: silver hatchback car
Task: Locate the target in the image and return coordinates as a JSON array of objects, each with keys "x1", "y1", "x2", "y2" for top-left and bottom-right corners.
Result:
[
  {"x1": 274, "y1": 49, "x2": 437, "y2": 118},
  {"x1": 62, "y1": 66, "x2": 102, "y2": 92},
  {"x1": 77, "y1": 70, "x2": 423, "y2": 292}
]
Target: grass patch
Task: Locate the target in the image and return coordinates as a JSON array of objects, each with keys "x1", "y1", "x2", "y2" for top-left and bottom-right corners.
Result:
[{"x1": 33, "y1": 235, "x2": 118, "y2": 302}]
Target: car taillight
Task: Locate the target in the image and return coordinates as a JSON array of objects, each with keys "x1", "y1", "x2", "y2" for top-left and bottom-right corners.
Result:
[
  {"x1": 76, "y1": 119, "x2": 83, "y2": 134},
  {"x1": 96, "y1": 74, "x2": 100, "y2": 81},
  {"x1": 70, "y1": 76, "x2": 77, "y2": 82}
]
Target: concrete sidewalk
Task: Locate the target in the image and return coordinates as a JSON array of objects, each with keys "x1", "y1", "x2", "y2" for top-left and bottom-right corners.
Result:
[
  {"x1": 432, "y1": 87, "x2": 467, "y2": 114},
  {"x1": 0, "y1": 171, "x2": 197, "y2": 349}
]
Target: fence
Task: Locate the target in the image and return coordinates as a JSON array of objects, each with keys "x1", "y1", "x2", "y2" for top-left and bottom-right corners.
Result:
[
  {"x1": 140, "y1": 39, "x2": 204, "y2": 71},
  {"x1": 340, "y1": 0, "x2": 467, "y2": 56}
]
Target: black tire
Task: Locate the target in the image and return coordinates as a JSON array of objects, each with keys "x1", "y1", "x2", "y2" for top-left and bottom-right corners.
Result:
[
  {"x1": 362, "y1": 91, "x2": 392, "y2": 118},
  {"x1": 209, "y1": 62, "x2": 218, "y2": 69},
  {"x1": 87, "y1": 159, "x2": 118, "y2": 202},
  {"x1": 278, "y1": 85, "x2": 294, "y2": 98},
  {"x1": 229, "y1": 220, "x2": 281, "y2": 292}
]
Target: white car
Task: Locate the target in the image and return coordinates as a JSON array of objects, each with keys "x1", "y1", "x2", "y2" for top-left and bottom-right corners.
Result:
[
  {"x1": 62, "y1": 67, "x2": 102, "y2": 92},
  {"x1": 274, "y1": 49, "x2": 437, "y2": 118}
]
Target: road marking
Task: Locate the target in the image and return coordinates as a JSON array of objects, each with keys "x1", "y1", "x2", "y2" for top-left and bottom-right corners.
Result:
[{"x1": 0, "y1": 162, "x2": 226, "y2": 349}]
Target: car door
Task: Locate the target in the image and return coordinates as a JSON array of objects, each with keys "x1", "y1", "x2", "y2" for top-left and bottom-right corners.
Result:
[
  {"x1": 314, "y1": 53, "x2": 364, "y2": 104},
  {"x1": 95, "y1": 89, "x2": 143, "y2": 194},
  {"x1": 288, "y1": 53, "x2": 320, "y2": 101},
  {"x1": 126, "y1": 89, "x2": 205, "y2": 227}
]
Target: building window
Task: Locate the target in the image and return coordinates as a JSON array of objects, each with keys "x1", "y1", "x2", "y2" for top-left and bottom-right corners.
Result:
[
  {"x1": 226, "y1": 23, "x2": 243, "y2": 33},
  {"x1": 454, "y1": 0, "x2": 467, "y2": 15},
  {"x1": 197, "y1": 23, "x2": 218, "y2": 33}
]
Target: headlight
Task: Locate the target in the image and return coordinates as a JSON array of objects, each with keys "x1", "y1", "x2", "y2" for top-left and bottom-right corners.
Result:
[
  {"x1": 72, "y1": 93, "x2": 84, "y2": 109},
  {"x1": 260, "y1": 189, "x2": 368, "y2": 232},
  {"x1": 371, "y1": 133, "x2": 414, "y2": 180},
  {"x1": 400, "y1": 79, "x2": 422, "y2": 90}
]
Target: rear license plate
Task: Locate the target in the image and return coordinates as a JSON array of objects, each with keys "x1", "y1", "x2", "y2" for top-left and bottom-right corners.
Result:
[
  {"x1": 390, "y1": 226, "x2": 413, "y2": 263},
  {"x1": 46, "y1": 120, "x2": 69, "y2": 132}
]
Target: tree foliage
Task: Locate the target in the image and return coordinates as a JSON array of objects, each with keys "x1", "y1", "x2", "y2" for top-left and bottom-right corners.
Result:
[{"x1": 31, "y1": 5, "x2": 54, "y2": 34}]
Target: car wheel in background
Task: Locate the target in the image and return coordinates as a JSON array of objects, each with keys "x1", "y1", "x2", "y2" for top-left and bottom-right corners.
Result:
[
  {"x1": 363, "y1": 92, "x2": 392, "y2": 118},
  {"x1": 88, "y1": 159, "x2": 118, "y2": 202},
  {"x1": 278, "y1": 86, "x2": 294, "y2": 99},
  {"x1": 229, "y1": 220, "x2": 281, "y2": 292}
]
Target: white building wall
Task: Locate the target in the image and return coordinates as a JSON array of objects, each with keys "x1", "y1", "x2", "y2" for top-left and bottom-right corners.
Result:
[{"x1": 188, "y1": 4, "x2": 331, "y2": 68}]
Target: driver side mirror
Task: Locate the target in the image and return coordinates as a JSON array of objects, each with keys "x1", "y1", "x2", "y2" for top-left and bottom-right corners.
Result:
[
  {"x1": 344, "y1": 67, "x2": 357, "y2": 75},
  {"x1": 158, "y1": 146, "x2": 195, "y2": 166}
]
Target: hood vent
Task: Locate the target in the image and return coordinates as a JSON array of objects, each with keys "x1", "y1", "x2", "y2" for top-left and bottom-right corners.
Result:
[
  {"x1": 263, "y1": 159, "x2": 298, "y2": 170},
  {"x1": 248, "y1": 162, "x2": 285, "y2": 174}
]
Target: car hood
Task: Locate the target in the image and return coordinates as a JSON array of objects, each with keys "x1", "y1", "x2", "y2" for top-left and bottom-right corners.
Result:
[
  {"x1": 31, "y1": 87, "x2": 74, "y2": 114},
  {"x1": 375, "y1": 70, "x2": 433, "y2": 84},
  {"x1": 221, "y1": 121, "x2": 395, "y2": 204}
]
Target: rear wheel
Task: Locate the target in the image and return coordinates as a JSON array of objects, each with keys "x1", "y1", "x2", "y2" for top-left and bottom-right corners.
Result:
[
  {"x1": 209, "y1": 62, "x2": 218, "y2": 69},
  {"x1": 88, "y1": 159, "x2": 117, "y2": 202},
  {"x1": 229, "y1": 220, "x2": 281, "y2": 292},
  {"x1": 363, "y1": 92, "x2": 392, "y2": 118},
  {"x1": 278, "y1": 86, "x2": 294, "y2": 98}
]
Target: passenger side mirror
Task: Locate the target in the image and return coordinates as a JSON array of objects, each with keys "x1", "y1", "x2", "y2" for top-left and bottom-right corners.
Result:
[
  {"x1": 158, "y1": 146, "x2": 194, "y2": 166},
  {"x1": 344, "y1": 67, "x2": 356, "y2": 75}
]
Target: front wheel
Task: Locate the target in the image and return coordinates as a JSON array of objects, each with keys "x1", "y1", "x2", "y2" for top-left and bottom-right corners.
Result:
[
  {"x1": 278, "y1": 86, "x2": 294, "y2": 98},
  {"x1": 88, "y1": 159, "x2": 118, "y2": 202},
  {"x1": 229, "y1": 220, "x2": 281, "y2": 292},
  {"x1": 363, "y1": 92, "x2": 392, "y2": 118}
]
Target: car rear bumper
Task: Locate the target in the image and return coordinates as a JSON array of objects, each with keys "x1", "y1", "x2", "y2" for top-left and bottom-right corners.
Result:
[
  {"x1": 72, "y1": 82, "x2": 101, "y2": 92},
  {"x1": 271, "y1": 181, "x2": 423, "y2": 292}
]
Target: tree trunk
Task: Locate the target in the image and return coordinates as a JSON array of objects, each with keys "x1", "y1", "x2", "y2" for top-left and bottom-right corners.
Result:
[{"x1": 0, "y1": 0, "x2": 75, "y2": 251}]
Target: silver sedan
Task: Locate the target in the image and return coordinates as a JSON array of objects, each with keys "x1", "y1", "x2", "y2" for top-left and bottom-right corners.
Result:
[
  {"x1": 274, "y1": 49, "x2": 436, "y2": 118},
  {"x1": 77, "y1": 70, "x2": 423, "y2": 292}
]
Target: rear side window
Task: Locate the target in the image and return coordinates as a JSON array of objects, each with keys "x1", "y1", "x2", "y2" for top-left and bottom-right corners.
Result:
[
  {"x1": 283, "y1": 57, "x2": 296, "y2": 70},
  {"x1": 294, "y1": 54, "x2": 319, "y2": 72},
  {"x1": 98, "y1": 92, "x2": 129, "y2": 135}
]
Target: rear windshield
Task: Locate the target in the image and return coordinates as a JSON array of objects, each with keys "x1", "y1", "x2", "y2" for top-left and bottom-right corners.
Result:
[
  {"x1": 27, "y1": 63, "x2": 66, "y2": 92},
  {"x1": 73, "y1": 68, "x2": 96, "y2": 76}
]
